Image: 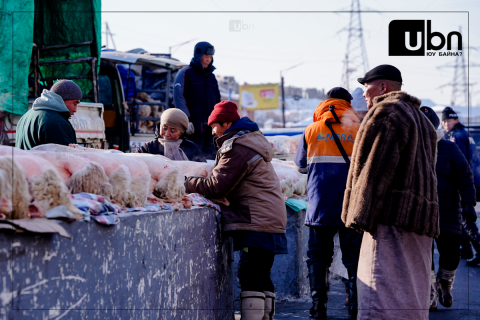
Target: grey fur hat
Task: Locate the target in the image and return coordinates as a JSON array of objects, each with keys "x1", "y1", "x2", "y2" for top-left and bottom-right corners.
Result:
[{"x1": 50, "y1": 80, "x2": 83, "y2": 100}]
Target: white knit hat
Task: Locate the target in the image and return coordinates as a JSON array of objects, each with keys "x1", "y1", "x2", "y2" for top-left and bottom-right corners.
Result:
[
  {"x1": 351, "y1": 87, "x2": 368, "y2": 112},
  {"x1": 160, "y1": 108, "x2": 189, "y2": 133}
]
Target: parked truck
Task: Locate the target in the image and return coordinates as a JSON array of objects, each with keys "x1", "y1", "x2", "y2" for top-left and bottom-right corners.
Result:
[
  {"x1": 1, "y1": 0, "x2": 106, "y2": 148},
  {"x1": 1, "y1": 0, "x2": 188, "y2": 152},
  {"x1": 99, "y1": 50, "x2": 187, "y2": 151}
]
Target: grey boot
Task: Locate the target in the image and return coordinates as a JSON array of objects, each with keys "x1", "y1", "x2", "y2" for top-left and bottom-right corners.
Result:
[
  {"x1": 429, "y1": 270, "x2": 438, "y2": 311},
  {"x1": 262, "y1": 291, "x2": 275, "y2": 320},
  {"x1": 241, "y1": 291, "x2": 265, "y2": 320},
  {"x1": 437, "y1": 268, "x2": 456, "y2": 308}
]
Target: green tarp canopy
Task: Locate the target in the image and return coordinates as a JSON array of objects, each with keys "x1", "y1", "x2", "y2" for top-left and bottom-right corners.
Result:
[{"x1": 0, "y1": 0, "x2": 101, "y2": 115}]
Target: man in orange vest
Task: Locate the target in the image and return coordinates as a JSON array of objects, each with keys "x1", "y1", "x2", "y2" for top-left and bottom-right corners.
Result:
[{"x1": 295, "y1": 87, "x2": 362, "y2": 320}]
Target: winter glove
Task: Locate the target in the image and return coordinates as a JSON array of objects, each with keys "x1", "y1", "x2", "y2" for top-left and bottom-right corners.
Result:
[
  {"x1": 462, "y1": 204, "x2": 478, "y2": 225},
  {"x1": 186, "y1": 122, "x2": 195, "y2": 135}
]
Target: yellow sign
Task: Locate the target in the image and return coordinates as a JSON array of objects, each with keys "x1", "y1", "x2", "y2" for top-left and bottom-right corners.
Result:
[{"x1": 239, "y1": 84, "x2": 279, "y2": 110}]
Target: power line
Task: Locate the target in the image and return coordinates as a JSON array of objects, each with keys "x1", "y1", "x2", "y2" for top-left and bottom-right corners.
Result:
[
  {"x1": 339, "y1": 0, "x2": 370, "y2": 92},
  {"x1": 103, "y1": 22, "x2": 116, "y2": 50},
  {"x1": 436, "y1": 27, "x2": 480, "y2": 106}
]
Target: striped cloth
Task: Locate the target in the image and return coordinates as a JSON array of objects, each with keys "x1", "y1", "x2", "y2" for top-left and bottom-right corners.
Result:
[
  {"x1": 186, "y1": 193, "x2": 221, "y2": 212},
  {"x1": 120, "y1": 204, "x2": 173, "y2": 213},
  {"x1": 69, "y1": 193, "x2": 120, "y2": 225}
]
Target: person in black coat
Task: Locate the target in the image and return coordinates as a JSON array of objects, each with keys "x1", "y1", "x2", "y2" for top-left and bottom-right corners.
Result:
[
  {"x1": 136, "y1": 108, "x2": 206, "y2": 163},
  {"x1": 421, "y1": 107, "x2": 477, "y2": 310},
  {"x1": 173, "y1": 41, "x2": 221, "y2": 160}
]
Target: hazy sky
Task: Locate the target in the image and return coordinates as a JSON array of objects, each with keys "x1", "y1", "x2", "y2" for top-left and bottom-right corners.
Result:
[{"x1": 101, "y1": 0, "x2": 480, "y2": 107}]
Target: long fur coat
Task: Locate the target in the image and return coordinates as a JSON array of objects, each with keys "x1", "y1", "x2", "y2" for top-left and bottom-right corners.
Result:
[{"x1": 341, "y1": 91, "x2": 439, "y2": 237}]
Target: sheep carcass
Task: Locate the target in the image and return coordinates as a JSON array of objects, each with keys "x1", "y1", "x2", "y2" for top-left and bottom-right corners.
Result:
[
  {"x1": 0, "y1": 145, "x2": 30, "y2": 156},
  {"x1": 173, "y1": 161, "x2": 214, "y2": 178},
  {"x1": 40, "y1": 144, "x2": 150, "y2": 206},
  {"x1": 271, "y1": 159, "x2": 307, "y2": 196},
  {"x1": 0, "y1": 156, "x2": 31, "y2": 219},
  {"x1": 265, "y1": 135, "x2": 302, "y2": 155},
  {"x1": 29, "y1": 150, "x2": 113, "y2": 199},
  {"x1": 145, "y1": 154, "x2": 214, "y2": 178},
  {"x1": 71, "y1": 152, "x2": 134, "y2": 207},
  {"x1": 68, "y1": 144, "x2": 123, "y2": 153},
  {"x1": 13, "y1": 155, "x2": 83, "y2": 219},
  {"x1": 94, "y1": 153, "x2": 151, "y2": 206},
  {"x1": 123, "y1": 154, "x2": 185, "y2": 201},
  {"x1": 36, "y1": 144, "x2": 134, "y2": 206}
]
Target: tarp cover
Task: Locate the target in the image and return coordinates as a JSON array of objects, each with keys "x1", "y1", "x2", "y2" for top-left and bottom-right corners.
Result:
[
  {"x1": 0, "y1": 0, "x2": 35, "y2": 115},
  {"x1": 0, "y1": 0, "x2": 101, "y2": 115},
  {"x1": 33, "y1": 0, "x2": 102, "y2": 103}
]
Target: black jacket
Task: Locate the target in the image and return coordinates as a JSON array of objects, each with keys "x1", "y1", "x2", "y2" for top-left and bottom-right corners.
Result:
[
  {"x1": 173, "y1": 42, "x2": 221, "y2": 134},
  {"x1": 436, "y1": 138, "x2": 477, "y2": 234}
]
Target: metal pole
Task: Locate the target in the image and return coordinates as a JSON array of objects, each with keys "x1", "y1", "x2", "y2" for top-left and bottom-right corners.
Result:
[
  {"x1": 281, "y1": 74, "x2": 285, "y2": 128},
  {"x1": 228, "y1": 86, "x2": 232, "y2": 101},
  {"x1": 33, "y1": 44, "x2": 39, "y2": 98},
  {"x1": 165, "y1": 70, "x2": 171, "y2": 111},
  {"x1": 105, "y1": 22, "x2": 109, "y2": 49},
  {"x1": 91, "y1": 57, "x2": 99, "y2": 103}
]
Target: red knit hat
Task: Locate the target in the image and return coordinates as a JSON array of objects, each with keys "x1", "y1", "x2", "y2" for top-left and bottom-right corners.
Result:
[{"x1": 208, "y1": 100, "x2": 240, "y2": 125}]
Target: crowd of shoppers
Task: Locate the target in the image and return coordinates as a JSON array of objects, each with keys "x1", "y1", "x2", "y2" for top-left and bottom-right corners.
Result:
[{"x1": 133, "y1": 42, "x2": 480, "y2": 319}]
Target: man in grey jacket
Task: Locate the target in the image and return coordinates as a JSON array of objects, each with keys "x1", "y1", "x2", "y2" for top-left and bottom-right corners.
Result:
[{"x1": 16, "y1": 80, "x2": 81, "y2": 150}]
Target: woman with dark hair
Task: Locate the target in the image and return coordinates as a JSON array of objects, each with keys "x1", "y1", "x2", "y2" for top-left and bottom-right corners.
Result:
[{"x1": 136, "y1": 108, "x2": 206, "y2": 163}]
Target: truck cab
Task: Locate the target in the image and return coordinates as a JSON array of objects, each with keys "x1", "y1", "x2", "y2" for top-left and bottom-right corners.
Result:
[{"x1": 99, "y1": 50, "x2": 187, "y2": 152}]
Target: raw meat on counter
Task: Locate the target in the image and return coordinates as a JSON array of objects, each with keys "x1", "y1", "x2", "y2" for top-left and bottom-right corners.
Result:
[
  {"x1": 36, "y1": 144, "x2": 150, "y2": 206},
  {"x1": 13, "y1": 154, "x2": 83, "y2": 219},
  {"x1": 0, "y1": 156, "x2": 30, "y2": 219},
  {"x1": 265, "y1": 135, "x2": 302, "y2": 155},
  {"x1": 0, "y1": 146, "x2": 82, "y2": 219},
  {"x1": 97, "y1": 152, "x2": 151, "y2": 206},
  {"x1": 169, "y1": 161, "x2": 214, "y2": 178},
  {"x1": 123, "y1": 154, "x2": 185, "y2": 201},
  {"x1": 271, "y1": 159, "x2": 307, "y2": 198},
  {"x1": 29, "y1": 150, "x2": 113, "y2": 199},
  {"x1": 33, "y1": 144, "x2": 134, "y2": 207}
]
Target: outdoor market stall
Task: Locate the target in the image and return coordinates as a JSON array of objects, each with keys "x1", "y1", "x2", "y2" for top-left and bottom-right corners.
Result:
[{"x1": 0, "y1": 142, "x2": 350, "y2": 319}]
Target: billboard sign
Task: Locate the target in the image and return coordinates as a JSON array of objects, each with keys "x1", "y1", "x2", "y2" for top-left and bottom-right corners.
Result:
[{"x1": 239, "y1": 84, "x2": 279, "y2": 110}]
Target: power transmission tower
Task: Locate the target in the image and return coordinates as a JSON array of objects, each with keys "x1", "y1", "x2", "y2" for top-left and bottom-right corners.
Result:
[
  {"x1": 436, "y1": 27, "x2": 479, "y2": 107},
  {"x1": 103, "y1": 22, "x2": 116, "y2": 50},
  {"x1": 339, "y1": 0, "x2": 369, "y2": 91}
]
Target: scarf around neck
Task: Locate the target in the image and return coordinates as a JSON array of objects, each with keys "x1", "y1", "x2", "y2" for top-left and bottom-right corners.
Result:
[{"x1": 158, "y1": 138, "x2": 189, "y2": 161}]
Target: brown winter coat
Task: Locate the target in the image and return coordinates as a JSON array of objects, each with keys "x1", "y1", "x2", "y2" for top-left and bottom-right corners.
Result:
[
  {"x1": 185, "y1": 130, "x2": 287, "y2": 234},
  {"x1": 341, "y1": 91, "x2": 439, "y2": 237}
]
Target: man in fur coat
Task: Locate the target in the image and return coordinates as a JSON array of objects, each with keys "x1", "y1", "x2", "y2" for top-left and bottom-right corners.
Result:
[{"x1": 341, "y1": 65, "x2": 439, "y2": 320}]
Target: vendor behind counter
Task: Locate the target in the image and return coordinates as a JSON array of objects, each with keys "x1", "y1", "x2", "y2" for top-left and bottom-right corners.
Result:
[{"x1": 135, "y1": 108, "x2": 206, "y2": 162}]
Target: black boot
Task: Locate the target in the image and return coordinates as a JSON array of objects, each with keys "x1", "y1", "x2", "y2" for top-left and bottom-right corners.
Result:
[
  {"x1": 467, "y1": 254, "x2": 480, "y2": 266},
  {"x1": 460, "y1": 230, "x2": 474, "y2": 259},
  {"x1": 465, "y1": 221, "x2": 480, "y2": 266},
  {"x1": 341, "y1": 277, "x2": 350, "y2": 306},
  {"x1": 345, "y1": 266, "x2": 358, "y2": 320},
  {"x1": 308, "y1": 263, "x2": 329, "y2": 320}
]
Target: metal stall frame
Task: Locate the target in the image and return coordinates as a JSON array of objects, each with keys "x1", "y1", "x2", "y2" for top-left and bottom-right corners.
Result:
[
  {"x1": 100, "y1": 51, "x2": 186, "y2": 136},
  {"x1": 31, "y1": 41, "x2": 99, "y2": 103}
]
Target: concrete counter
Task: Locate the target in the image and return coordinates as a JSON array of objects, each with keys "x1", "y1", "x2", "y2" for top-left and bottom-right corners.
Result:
[
  {"x1": 0, "y1": 205, "x2": 314, "y2": 319},
  {"x1": 0, "y1": 207, "x2": 234, "y2": 320}
]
